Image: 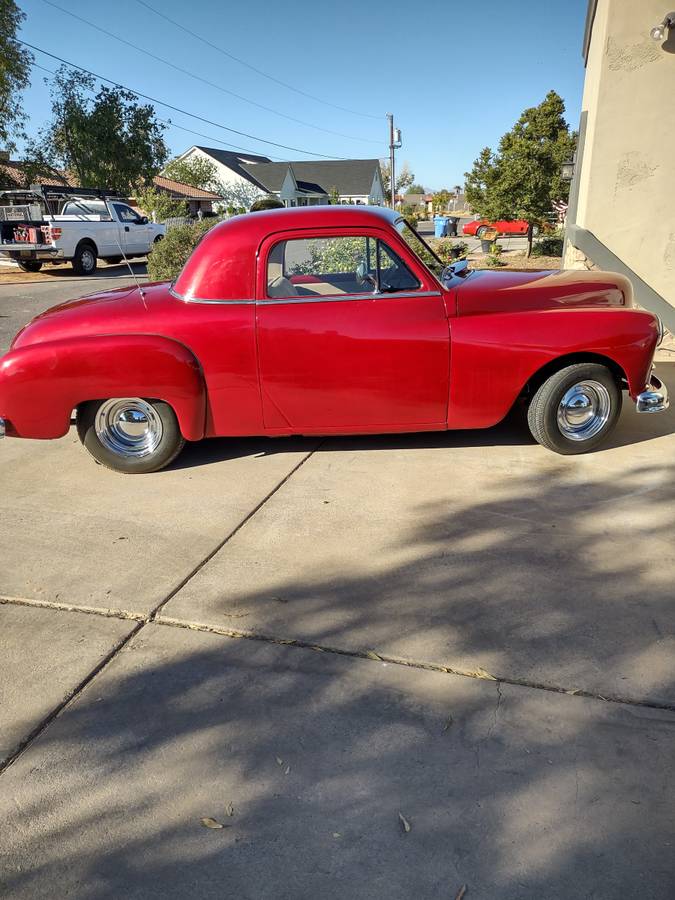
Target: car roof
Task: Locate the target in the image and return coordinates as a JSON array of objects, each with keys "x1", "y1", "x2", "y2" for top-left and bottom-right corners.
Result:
[
  {"x1": 173, "y1": 205, "x2": 404, "y2": 301},
  {"x1": 230, "y1": 204, "x2": 400, "y2": 233}
]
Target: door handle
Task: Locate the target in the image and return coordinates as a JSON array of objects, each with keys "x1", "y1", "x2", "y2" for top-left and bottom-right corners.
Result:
[{"x1": 124, "y1": 226, "x2": 129, "y2": 232}]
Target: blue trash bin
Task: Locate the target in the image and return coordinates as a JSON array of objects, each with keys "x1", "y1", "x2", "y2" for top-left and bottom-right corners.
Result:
[{"x1": 434, "y1": 215, "x2": 449, "y2": 238}]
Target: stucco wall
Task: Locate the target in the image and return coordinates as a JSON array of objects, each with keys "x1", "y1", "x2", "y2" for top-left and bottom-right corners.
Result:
[{"x1": 565, "y1": 0, "x2": 675, "y2": 319}]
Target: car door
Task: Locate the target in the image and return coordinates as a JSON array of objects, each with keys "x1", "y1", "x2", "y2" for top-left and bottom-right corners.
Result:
[
  {"x1": 112, "y1": 203, "x2": 150, "y2": 254},
  {"x1": 255, "y1": 228, "x2": 450, "y2": 432}
]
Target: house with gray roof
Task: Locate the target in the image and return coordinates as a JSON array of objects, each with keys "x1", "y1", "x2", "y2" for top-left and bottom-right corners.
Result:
[{"x1": 172, "y1": 146, "x2": 385, "y2": 207}]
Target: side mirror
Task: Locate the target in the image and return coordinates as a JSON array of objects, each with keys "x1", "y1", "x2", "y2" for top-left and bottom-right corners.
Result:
[{"x1": 139, "y1": 216, "x2": 149, "y2": 224}]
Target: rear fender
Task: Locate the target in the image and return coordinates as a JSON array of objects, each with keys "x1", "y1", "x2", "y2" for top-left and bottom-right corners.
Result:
[{"x1": 0, "y1": 334, "x2": 205, "y2": 440}]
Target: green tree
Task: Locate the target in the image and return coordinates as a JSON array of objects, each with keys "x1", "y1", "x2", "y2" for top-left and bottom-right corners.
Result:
[
  {"x1": 30, "y1": 68, "x2": 168, "y2": 194},
  {"x1": 0, "y1": 0, "x2": 32, "y2": 164},
  {"x1": 162, "y1": 155, "x2": 221, "y2": 192},
  {"x1": 464, "y1": 91, "x2": 576, "y2": 255},
  {"x1": 328, "y1": 185, "x2": 340, "y2": 205},
  {"x1": 406, "y1": 183, "x2": 426, "y2": 195},
  {"x1": 432, "y1": 189, "x2": 452, "y2": 213},
  {"x1": 135, "y1": 185, "x2": 187, "y2": 222}
]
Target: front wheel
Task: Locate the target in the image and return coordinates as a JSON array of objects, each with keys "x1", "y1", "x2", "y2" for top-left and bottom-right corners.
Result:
[
  {"x1": 77, "y1": 398, "x2": 186, "y2": 473},
  {"x1": 527, "y1": 363, "x2": 622, "y2": 454},
  {"x1": 476, "y1": 225, "x2": 489, "y2": 238},
  {"x1": 17, "y1": 260, "x2": 43, "y2": 273}
]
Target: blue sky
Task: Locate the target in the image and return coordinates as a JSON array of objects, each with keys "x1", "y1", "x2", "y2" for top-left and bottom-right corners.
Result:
[{"x1": 15, "y1": 0, "x2": 589, "y2": 189}]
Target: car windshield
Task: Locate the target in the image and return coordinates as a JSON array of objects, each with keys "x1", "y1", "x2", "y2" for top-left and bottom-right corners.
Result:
[{"x1": 395, "y1": 218, "x2": 445, "y2": 280}]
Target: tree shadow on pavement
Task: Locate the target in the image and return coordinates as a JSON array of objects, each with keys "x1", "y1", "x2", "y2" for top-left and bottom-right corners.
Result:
[{"x1": 1, "y1": 457, "x2": 674, "y2": 899}]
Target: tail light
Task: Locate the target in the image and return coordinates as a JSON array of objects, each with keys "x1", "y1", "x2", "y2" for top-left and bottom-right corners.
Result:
[{"x1": 44, "y1": 226, "x2": 62, "y2": 242}]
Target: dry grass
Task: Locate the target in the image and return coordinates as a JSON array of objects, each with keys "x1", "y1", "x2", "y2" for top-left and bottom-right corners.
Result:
[{"x1": 469, "y1": 250, "x2": 562, "y2": 271}]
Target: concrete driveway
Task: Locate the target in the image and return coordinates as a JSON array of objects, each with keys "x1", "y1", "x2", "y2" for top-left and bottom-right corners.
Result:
[{"x1": 1, "y1": 278, "x2": 674, "y2": 899}]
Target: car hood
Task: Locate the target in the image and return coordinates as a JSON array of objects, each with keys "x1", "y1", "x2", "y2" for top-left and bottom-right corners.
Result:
[
  {"x1": 454, "y1": 268, "x2": 633, "y2": 316},
  {"x1": 11, "y1": 281, "x2": 175, "y2": 350}
]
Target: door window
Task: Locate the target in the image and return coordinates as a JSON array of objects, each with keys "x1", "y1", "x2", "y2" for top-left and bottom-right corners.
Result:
[
  {"x1": 266, "y1": 236, "x2": 419, "y2": 298},
  {"x1": 113, "y1": 203, "x2": 143, "y2": 224}
]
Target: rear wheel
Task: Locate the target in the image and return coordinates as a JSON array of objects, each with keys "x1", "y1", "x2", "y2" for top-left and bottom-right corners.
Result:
[
  {"x1": 76, "y1": 398, "x2": 186, "y2": 474},
  {"x1": 476, "y1": 225, "x2": 489, "y2": 238},
  {"x1": 527, "y1": 363, "x2": 622, "y2": 454},
  {"x1": 72, "y1": 242, "x2": 97, "y2": 276},
  {"x1": 17, "y1": 260, "x2": 43, "y2": 273}
]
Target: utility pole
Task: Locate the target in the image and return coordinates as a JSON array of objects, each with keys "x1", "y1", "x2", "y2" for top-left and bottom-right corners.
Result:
[{"x1": 387, "y1": 113, "x2": 402, "y2": 209}]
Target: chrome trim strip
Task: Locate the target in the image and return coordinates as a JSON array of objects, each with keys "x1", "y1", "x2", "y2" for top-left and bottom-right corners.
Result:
[
  {"x1": 636, "y1": 373, "x2": 669, "y2": 414},
  {"x1": 169, "y1": 286, "x2": 442, "y2": 306},
  {"x1": 258, "y1": 290, "x2": 442, "y2": 305},
  {"x1": 169, "y1": 287, "x2": 254, "y2": 305}
]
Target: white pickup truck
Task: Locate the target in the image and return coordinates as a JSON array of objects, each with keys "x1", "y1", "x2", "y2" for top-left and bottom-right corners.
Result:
[{"x1": 0, "y1": 187, "x2": 165, "y2": 275}]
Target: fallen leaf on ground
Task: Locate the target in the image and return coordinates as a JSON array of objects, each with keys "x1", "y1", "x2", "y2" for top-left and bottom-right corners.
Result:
[
  {"x1": 284, "y1": 765, "x2": 291, "y2": 775},
  {"x1": 455, "y1": 886, "x2": 467, "y2": 900},
  {"x1": 398, "y1": 812, "x2": 411, "y2": 833},
  {"x1": 200, "y1": 817, "x2": 224, "y2": 830},
  {"x1": 443, "y1": 716, "x2": 454, "y2": 732},
  {"x1": 366, "y1": 649, "x2": 383, "y2": 661},
  {"x1": 276, "y1": 757, "x2": 284, "y2": 766},
  {"x1": 332, "y1": 832, "x2": 341, "y2": 838},
  {"x1": 225, "y1": 802, "x2": 234, "y2": 817}
]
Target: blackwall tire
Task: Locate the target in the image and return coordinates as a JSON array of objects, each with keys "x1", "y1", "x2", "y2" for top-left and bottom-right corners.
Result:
[
  {"x1": 527, "y1": 363, "x2": 622, "y2": 454},
  {"x1": 17, "y1": 260, "x2": 43, "y2": 272},
  {"x1": 76, "y1": 398, "x2": 186, "y2": 473},
  {"x1": 72, "y1": 242, "x2": 97, "y2": 276}
]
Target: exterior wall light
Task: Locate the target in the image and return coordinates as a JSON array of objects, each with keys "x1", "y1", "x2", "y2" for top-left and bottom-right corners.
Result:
[
  {"x1": 650, "y1": 11, "x2": 675, "y2": 40},
  {"x1": 561, "y1": 160, "x2": 576, "y2": 182}
]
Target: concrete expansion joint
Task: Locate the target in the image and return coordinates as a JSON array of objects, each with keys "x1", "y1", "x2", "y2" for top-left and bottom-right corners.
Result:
[{"x1": 0, "y1": 443, "x2": 323, "y2": 778}]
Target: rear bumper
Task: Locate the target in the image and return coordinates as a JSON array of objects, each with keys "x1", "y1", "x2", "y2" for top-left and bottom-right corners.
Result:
[
  {"x1": 0, "y1": 246, "x2": 63, "y2": 261},
  {"x1": 636, "y1": 372, "x2": 669, "y2": 413}
]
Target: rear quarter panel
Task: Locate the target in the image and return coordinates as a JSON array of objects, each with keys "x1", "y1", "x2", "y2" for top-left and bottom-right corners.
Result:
[
  {"x1": 0, "y1": 333, "x2": 206, "y2": 440},
  {"x1": 447, "y1": 307, "x2": 659, "y2": 429}
]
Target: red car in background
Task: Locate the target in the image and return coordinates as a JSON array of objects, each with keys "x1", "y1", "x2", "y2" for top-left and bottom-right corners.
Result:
[{"x1": 463, "y1": 219, "x2": 540, "y2": 238}]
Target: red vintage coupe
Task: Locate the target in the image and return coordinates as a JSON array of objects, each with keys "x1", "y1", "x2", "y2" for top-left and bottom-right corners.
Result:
[
  {"x1": 0, "y1": 206, "x2": 668, "y2": 473},
  {"x1": 462, "y1": 219, "x2": 539, "y2": 237}
]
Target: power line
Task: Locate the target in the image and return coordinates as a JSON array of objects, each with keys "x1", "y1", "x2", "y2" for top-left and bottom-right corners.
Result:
[
  {"x1": 133, "y1": 0, "x2": 381, "y2": 121},
  {"x1": 31, "y1": 61, "x2": 292, "y2": 162},
  {"x1": 20, "y1": 40, "x2": 356, "y2": 159},
  {"x1": 38, "y1": 0, "x2": 383, "y2": 145}
]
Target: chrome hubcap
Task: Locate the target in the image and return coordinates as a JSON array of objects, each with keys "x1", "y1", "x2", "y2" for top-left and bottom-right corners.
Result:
[
  {"x1": 557, "y1": 380, "x2": 611, "y2": 441},
  {"x1": 82, "y1": 249, "x2": 95, "y2": 271},
  {"x1": 95, "y1": 398, "x2": 163, "y2": 458}
]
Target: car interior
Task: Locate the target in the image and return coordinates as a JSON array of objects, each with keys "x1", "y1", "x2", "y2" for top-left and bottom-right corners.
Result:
[{"x1": 266, "y1": 237, "x2": 420, "y2": 298}]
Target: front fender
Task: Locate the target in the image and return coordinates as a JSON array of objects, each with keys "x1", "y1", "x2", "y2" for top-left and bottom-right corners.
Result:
[
  {"x1": 447, "y1": 308, "x2": 659, "y2": 429},
  {"x1": 0, "y1": 333, "x2": 206, "y2": 440}
]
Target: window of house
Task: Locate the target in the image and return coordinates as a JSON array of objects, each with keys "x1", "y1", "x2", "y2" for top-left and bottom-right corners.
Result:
[{"x1": 266, "y1": 236, "x2": 420, "y2": 298}]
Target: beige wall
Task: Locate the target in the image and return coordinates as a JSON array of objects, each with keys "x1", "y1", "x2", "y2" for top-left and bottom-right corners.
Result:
[{"x1": 566, "y1": 0, "x2": 675, "y2": 315}]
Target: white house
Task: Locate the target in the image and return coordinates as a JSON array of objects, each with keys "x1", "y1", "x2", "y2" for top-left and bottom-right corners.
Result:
[{"x1": 173, "y1": 146, "x2": 385, "y2": 207}]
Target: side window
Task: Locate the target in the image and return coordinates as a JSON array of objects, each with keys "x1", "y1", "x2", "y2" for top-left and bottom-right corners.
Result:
[
  {"x1": 266, "y1": 236, "x2": 419, "y2": 298},
  {"x1": 113, "y1": 203, "x2": 141, "y2": 224},
  {"x1": 377, "y1": 242, "x2": 420, "y2": 292}
]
